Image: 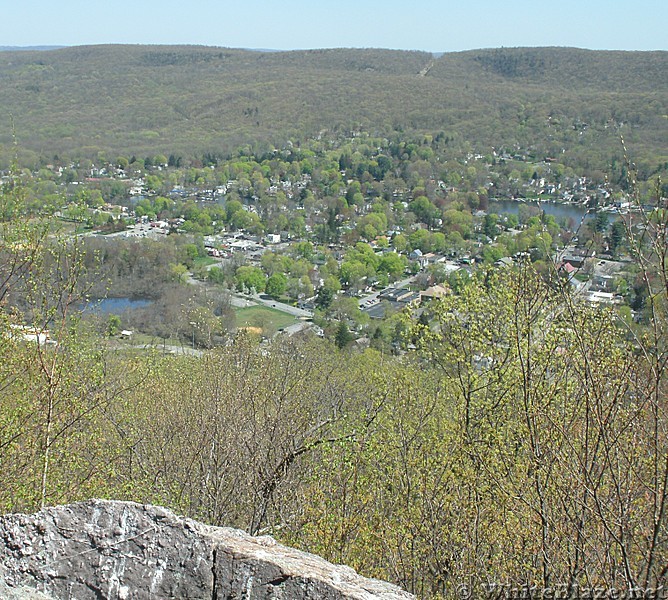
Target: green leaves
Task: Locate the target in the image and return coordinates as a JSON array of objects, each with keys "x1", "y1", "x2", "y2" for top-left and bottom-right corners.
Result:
[{"x1": 235, "y1": 265, "x2": 266, "y2": 294}]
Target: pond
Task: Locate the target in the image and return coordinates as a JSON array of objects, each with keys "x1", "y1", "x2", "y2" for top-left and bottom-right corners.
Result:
[{"x1": 81, "y1": 297, "x2": 152, "y2": 315}]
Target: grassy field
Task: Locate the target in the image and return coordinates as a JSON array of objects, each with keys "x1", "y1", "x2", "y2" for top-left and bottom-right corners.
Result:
[
  {"x1": 235, "y1": 305, "x2": 297, "y2": 335},
  {"x1": 193, "y1": 256, "x2": 217, "y2": 268}
]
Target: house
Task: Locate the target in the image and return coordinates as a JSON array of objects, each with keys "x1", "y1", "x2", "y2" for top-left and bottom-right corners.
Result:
[
  {"x1": 354, "y1": 336, "x2": 371, "y2": 349},
  {"x1": 420, "y1": 284, "x2": 449, "y2": 302},
  {"x1": 364, "y1": 302, "x2": 389, "y2": 320},
  {"x1": 585, "y1": 291, "x2": 619, "y2": 305},
  {"x1": 422, "y1": 252, "x2": 445, "y2": 265},
  {"x1": 409, "y1": 249, "x2": 430, "y2": 268},
  {"x1": 558, "y1": 261, "x2": 578, "y2": 282},
  {"x1": 362, "y1": 287, "x2": 421, "y2": 319},
  {"x1": 380, "y1": 288, "x2": 417, "y2": 303},
  {"x1": 10, "y1": 325, "x2": 55, "y2": 346},
  {"x1": 591, "y1": 274, "x2": 615, "y2": 292},
  {"x1": 494, "y1": 257, "x2": 514, "y2": 268},
  {"x1": 562, "y1": 248, "x2": 593, "y2": 269}
]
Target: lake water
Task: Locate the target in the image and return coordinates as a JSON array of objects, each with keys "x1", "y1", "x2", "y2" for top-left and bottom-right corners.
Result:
[
  {"x1": 488, "y1": 199, "x2": 590, "y2": 227},
  {"x1": 82, "y1": 297, "x2": 152, "y2": 315}
]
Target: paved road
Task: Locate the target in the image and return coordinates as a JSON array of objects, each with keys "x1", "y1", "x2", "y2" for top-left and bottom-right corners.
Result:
[
  {"x1": 185, "y1": 265, "x2": 312, "y2": 317},
  {"x1": 186, "y1": 268, "x2": 313, "y2": 317},
  {"x1": 250, "y1": 293, "x2": 313, "y2": 318},
  {"x1": 134, "y1": 343, "x2": 203, "y2": 357},
  {"x1": 228, "y1": 294, "x2": 256, "y2": 308}
]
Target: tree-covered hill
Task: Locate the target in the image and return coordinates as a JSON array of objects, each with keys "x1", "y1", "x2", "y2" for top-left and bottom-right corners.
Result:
[
  {"x1": 0, "y1": 45, "x2": 665, "y2": 167},
  {"x1": 433, "y1": 47, "x2": 667, "y2": 91}
]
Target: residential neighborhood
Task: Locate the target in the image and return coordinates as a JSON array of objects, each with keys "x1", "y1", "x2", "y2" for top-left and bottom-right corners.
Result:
[{"x1": 1, "y1": 129, "x2": 646, "y2": 349}]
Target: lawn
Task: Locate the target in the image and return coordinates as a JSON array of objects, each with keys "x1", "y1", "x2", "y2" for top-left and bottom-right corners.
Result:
[
  {"x1": 235, "y1": 305, "x2": 297, "y2": 335},
  {"x1": 193, "y1": 256, "x2": 217, "y2": 268}
]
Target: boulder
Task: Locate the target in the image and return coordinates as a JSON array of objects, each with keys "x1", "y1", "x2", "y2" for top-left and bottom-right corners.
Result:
[{"x1": 0, "y1": 499, "x2": 413, "y2": 600}]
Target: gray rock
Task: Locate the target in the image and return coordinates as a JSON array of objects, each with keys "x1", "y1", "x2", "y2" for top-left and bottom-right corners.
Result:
[
  {"x1": 0, "y1": 499, "x2": 413, "y2": 600},
  {"x1": 0, "y1": 576, "x2": 56, "y2": 600}
]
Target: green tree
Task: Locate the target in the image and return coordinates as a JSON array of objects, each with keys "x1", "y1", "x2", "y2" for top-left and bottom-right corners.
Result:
[
  {"x1": 378, "y1": 252, "x2": 407, "y2": 280},
  {"x1": 107, "y1": 314, "x2": 122, "y2": 336},
  {"x1": 339, "y1": 260, "x2": 369, "y2": 293},
  {"x1": 235, "y1": 266, "x2": 266, "y2": 293},
  {"x1": 483, "y1": 213, "x2": 498, "y2": 238},
  {"x1": 225, "y1": 199, "x2": 244, "y2": 223},
  {"x1": 316, "y1": 286, "x2": 335, "y2": 309},
  {"x1": 265, "y1": 272, "x2": 287, "y2": 299},
  {"x1": 609, "y1": 219, "x2": 626, "y2": 257},
  {"x1": 409, "y1": 196, "x2": 440, "y2": 228},
  {"x1": 408, "y1": 228, "x2": 431, "y2": 253},
  {"x1": 592, "y1": 211, "x2": 610, "y2": 233},
  {"x1": 179, "y1": 243, "x2": 199, "y2": 268},
  {"x1": 335, "y1": 321, "x2": 353, "y2": 348},
  {"x1": 293, "y1": 241, "x2": 314, "y2": 261},
  {"x1": 391, "y1": 233, "x2": 408, "y2": 253},
  {"x1": 316, "y1": 276, "x2": 340, "y2": 309}
]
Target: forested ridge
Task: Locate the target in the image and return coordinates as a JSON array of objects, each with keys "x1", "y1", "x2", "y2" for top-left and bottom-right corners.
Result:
[{"x1": 0, "y1": 45, "x2": 666, "y2": 172}]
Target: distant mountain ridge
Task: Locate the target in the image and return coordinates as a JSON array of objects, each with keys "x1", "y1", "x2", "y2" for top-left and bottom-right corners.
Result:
[
  {"x1": 0, "y1": 46, "x2": 65, "y2": 52},
  {"x1": 0, "y1": 44, "x2": 665, "y2": 164}
]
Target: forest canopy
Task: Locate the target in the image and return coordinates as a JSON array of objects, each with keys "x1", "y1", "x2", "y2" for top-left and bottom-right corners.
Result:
[{"x1": 0, "y1": 45, "x2": 665, "y2": 172}]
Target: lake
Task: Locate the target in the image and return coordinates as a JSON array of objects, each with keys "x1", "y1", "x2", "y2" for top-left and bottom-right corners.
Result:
[
  {"x1": 488, "y1": 199, "x2": 591, "y2": 227},
  {"x1": 82, "y1": 297, "x2": 152, "y2": 315}
]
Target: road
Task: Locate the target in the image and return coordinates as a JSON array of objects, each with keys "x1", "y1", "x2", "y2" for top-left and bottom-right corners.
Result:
[
  {"x1": 228, "y1": 294, "x2": 256, "y2": 308},
  {"x1": 184, "y1": 260, "x2": 313, "y2": 317},
  {"x1": 133, "y1": 343, "x2": 203, "y2": 357},
  {"x1": 250, "y1": 293, "x2": 313, "y2": 318},
  {"x1": 186, "y1": 269, "x2": 313, "y2": 317}
]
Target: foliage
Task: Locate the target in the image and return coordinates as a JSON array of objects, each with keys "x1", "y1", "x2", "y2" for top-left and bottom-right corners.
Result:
[
  {"x1": 2, "y1": 46, "x2": 668, "y2": 600},
  {"x1": 235, "y1": 265, "x2": 266, "y2": 293},
  {"x1": 0, "y1": 46, "x2": 665, "y2": 176},
  {"x1": 334, "y1": 321, "x2": 353, "y2": 349},
  {"x1": 265, "y1": 272, "x2": 288, "y2": 299}
]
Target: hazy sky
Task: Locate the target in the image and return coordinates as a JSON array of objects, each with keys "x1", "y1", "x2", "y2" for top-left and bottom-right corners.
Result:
[{"x1": 2, "y1": 0, "x2": 666, "y2": 52}]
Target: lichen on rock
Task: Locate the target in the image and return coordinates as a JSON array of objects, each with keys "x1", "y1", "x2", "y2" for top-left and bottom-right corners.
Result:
[{"x1": 0, "y1": 499, "x2": 414, "y2": 600}]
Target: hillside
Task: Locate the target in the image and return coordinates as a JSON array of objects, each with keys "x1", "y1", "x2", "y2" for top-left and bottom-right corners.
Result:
[{"x1": 0, "y1": 45, "x2": 666, "y2": 166}]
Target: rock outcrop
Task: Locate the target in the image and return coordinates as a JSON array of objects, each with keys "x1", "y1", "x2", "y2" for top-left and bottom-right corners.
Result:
[{"x1": 0, "y1": 499, "x2": 413, "y2": 600}]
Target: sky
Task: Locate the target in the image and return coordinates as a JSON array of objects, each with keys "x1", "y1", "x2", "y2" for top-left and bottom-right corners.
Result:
[{"x1": 1, "y1": 0, "x2": 666, "y2": 53}]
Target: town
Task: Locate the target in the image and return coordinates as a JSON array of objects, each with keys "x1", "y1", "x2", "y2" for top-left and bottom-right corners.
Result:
[{"x1": 2, "y1": 129, "x2": 644, "y2": 350}]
